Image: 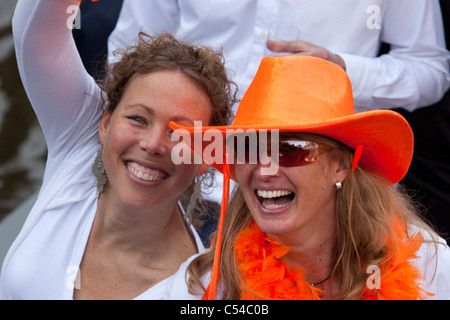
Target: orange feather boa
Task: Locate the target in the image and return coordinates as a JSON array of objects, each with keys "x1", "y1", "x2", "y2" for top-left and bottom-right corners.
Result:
[{"x1": 234, "y1": 221, "x2": 431, "y2": 300}]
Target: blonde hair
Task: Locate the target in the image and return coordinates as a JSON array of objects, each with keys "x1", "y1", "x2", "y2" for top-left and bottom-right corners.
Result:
[{"x1": 187, "y1": 133, "x2": 440, "y2": 299}]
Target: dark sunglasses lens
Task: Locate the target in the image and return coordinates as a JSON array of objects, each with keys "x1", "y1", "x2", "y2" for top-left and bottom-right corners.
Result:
[
  {"x1": 229, "y1": 135, "x2": 320, "y2": 167},
  {"x1": 278, "y1": 140, "x2": 320, "y2": 167}
]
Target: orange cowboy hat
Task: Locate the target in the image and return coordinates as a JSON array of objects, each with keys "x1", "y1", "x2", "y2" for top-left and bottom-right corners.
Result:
[
  {"x1": 170, "y1": 55, "x2": 414, "y2": 299},
  {"x1": 171, "y1": 55, "x2": 413, "y2": 184}
]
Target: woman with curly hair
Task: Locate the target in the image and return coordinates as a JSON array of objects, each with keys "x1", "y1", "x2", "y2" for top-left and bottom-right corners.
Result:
[{"x1": 0, "y1": 0, "x2": 235, "y2": 299}]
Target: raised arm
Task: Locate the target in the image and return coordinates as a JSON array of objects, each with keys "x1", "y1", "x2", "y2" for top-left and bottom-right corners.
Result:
[{"x1": 13, "y1": 0, "x2": 101, "y2": 157}]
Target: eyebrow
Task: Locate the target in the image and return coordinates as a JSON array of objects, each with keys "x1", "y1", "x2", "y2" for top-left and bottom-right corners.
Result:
[
  {"x1": 171, "y1": 115, "x2": 197, "y2": 125},
  {"x1": 127, "y1": 103, "x2": 155, "y2": 115},
  {"x1": 127, "y1": 104, "x2": 197, "y2": 125}
]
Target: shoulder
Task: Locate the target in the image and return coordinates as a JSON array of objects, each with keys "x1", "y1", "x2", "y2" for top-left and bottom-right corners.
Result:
[
  {"x1": 164, "y1": 252, "x2": 208, "y2": 300},
  {"x1": 410, "y1": 227, "x2": 450, "y2": 299}
]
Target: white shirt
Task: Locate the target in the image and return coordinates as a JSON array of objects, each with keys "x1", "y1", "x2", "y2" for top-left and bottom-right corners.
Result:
[
  {"x1": 0, "y1": 0, "x2": 204, "y2": 300},
  {"x1": 108, "y1": 0, "x2": 450, "y2": 113},
  {"x1": 415, "y1": 234, "x2": 450, "y2": 299}
]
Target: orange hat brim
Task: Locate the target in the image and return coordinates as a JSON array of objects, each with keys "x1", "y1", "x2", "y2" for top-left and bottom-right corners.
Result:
[{"x1": 170, "y1": 108, "x2": 413, "y2": 184}]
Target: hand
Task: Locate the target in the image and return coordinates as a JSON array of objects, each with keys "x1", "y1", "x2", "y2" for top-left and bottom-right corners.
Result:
[{"x1": 267, "y1": 39, "x2": 346, "y2": 71}]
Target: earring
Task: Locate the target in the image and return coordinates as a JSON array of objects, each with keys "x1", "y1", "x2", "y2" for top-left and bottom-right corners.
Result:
[
  {"x1": 92, "y1": 148, "x2": 106, "y2": 197},
  {"x1": 335, "y1": 181, "x2": 343, "y2": 190},
  {"x1": 185, "y1": 178, "x2": 202, "y2": 224}
]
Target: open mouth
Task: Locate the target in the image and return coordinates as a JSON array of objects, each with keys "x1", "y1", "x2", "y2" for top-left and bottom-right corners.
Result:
[
  {"x1": 256, "y1": 189, "x2": 295, "y2": 210},
  {"x1": 126, "y1": 161, "x2": 167, "y2": 182}
]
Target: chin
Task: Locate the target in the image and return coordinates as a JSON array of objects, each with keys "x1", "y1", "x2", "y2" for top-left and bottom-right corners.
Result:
[{"x1": 252, "y1": 215, "x2": 295, "y2": 237}]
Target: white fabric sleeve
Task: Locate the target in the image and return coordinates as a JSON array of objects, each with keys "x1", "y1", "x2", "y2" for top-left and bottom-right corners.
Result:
[
  {"x1": 340, "y1": 0, "x2": 450, "y2": 112},
  {"x1": 414, "y1": 234, "x2": 450, "y2": 300},
  {"x1": 108, "y1": 0, "x2": 179, "y2": 63},
  {"x1": 12, "y1": 0, "x2": 102, "y2": 160}
]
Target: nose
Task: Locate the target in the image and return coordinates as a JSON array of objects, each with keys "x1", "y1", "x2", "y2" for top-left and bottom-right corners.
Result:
[
  {"x1": 252, "y1": 160, "x2": 280, "y2": 180},
  {"x1": 138, "y1": 126, "x2": 170, "y2": 157}
]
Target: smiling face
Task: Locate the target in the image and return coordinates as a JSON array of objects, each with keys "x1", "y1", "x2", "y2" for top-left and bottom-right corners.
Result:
[
  {"x1": 98, "y1": 70, "x2": 212, "y2": 214},
  {"x1": 234, "y1": 133, "x2": 350, "y2": 242}
]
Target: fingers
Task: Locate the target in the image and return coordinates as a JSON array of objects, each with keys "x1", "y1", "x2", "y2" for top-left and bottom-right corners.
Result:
[
  {"x1": 266, "y1": 39, "x2": 308, "y2": 53},
  {"x1": 266, "y1": 40, "x2": 346, "y2": 70}
]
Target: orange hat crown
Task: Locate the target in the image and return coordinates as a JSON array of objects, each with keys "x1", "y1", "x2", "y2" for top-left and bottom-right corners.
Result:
[{"x1": 234, "y1": 55, "x2": 354, "y2": 127}]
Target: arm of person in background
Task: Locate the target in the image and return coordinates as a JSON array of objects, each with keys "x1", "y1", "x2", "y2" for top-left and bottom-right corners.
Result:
[
  {"x1": 12, "y1": 0, "x2": 101, "y2": 160},
  {"x1": 107, "y1": 0, "x2": 179, "y2": 63},
  {"x1": 268, "y1": 0, "x2": 450, "y2": 112}
]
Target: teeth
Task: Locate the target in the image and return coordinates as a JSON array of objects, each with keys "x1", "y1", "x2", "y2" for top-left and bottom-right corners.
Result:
[
  {"x1": 263, "y1": 203, "x2": 290, "y2": 210},
  {"x1": 256, "y1": 190, "x2": 293, "y2": 199},
  {"x1": 256, "y1": 190, "x2": 294, "y2": 210},
  {"x1": 127, "y1": 165, "x2": 165, "y2": 182}
]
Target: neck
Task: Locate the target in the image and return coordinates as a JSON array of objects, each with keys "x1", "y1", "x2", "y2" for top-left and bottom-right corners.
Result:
[
  {"x1": 93, "y1": 191, "x2": 194, "y2": 259},
  {"x1": 267, "y1": 212, "x2": 336, "y2": 285}
]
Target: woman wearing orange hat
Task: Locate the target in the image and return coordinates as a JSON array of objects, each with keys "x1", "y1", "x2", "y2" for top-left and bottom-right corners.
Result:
[{"x1": 172, "y1": 55, "x2": 450, "y2": 300}]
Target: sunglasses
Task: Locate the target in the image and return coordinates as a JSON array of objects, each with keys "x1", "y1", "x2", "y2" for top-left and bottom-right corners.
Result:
[{"x1": 228, "y1": 134, "x2": 328, "y2": 167}]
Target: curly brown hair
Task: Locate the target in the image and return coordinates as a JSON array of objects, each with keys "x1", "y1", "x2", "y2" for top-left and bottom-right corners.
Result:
[{"x1": 101, "y1": 32, "x2": 237, "y2": 127}]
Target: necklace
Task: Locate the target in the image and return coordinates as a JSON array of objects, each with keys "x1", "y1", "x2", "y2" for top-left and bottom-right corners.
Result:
[{"x1": 310, "y1": 274, "x2": 331, "y2": 287}]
